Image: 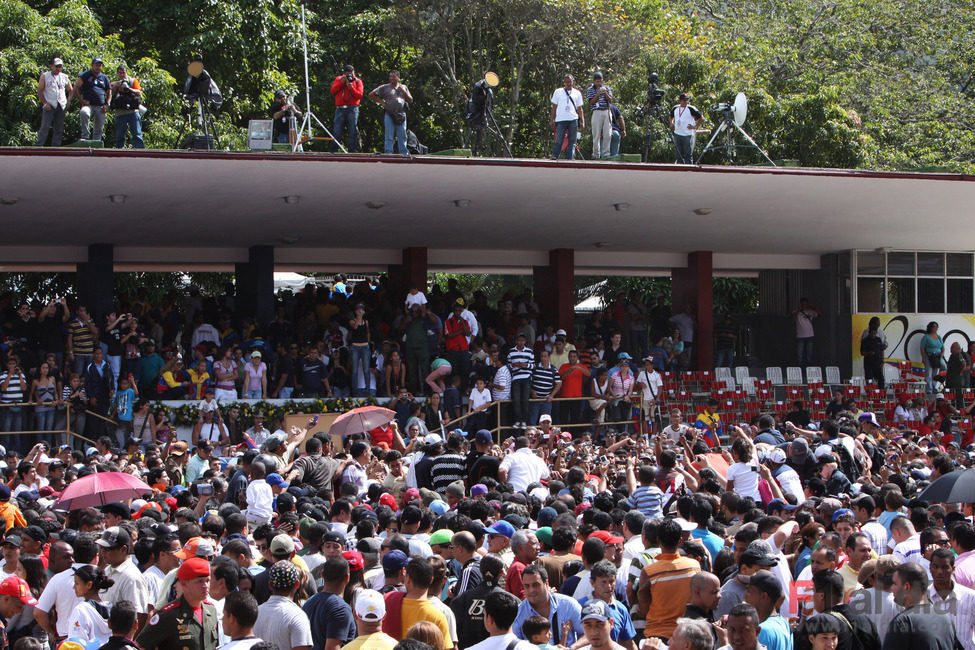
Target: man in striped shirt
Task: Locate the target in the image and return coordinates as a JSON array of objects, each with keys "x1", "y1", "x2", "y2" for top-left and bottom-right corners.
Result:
[
  {"x1": 529, "y1": 350, "x2": 561, "y2": 426},
  {"x1": 507, "y1": 335, "x2": 535, "y2": 430},
  {"x1": 67, "y1": 305, "x2": 98, "y2": 375},
  {"x1": 623, "y1": 465, "x2": 664, "y2": 518},
  {"x1": 430, "y1": 433, "x2": 467, "y2": 495}
]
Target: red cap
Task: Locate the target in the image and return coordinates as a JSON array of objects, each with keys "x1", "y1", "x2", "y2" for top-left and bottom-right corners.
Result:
[
  {"x1": 404, "y1": 488, "x2": 420, "y2": 502},
  {"x1": 165, "y1": 496, "x2": 177, "y2": 509},
  {"x1": 0, "y1": 577, "x2": 37, "y2": 605},
  {"x1": 176, "y1": 557, "x2": 211, "y2": 581},
  {"x1": 379, "y1": 494, "x2": 397, "y2": 509},
  {"x1": 342, "y1": 550, "x2": 364, "y2": 572},
  {"x1": 589, "y1": 530, "x2": 624, "y2": 545}
]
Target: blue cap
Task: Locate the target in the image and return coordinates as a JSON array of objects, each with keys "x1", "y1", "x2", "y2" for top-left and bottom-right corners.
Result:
[
  {"x1": 767, "y1": 499, "x2": 798, "y2": 513},
  {"x1": 483, "y1": 520, "x2": 515, "y2": 539},
  {"x1": 537, "y1": 506, "x2": 558, "y2": 528},
  {"x1": 617, "y1": 352, "x2": 632, "y2": 361},
  {"x1": 169, "y1": 485, "x2": 188, "y2": 495},
  {"x1": 381, "y1": 549, "x2": 410, "y2": 571},
  {"x1": 429, "y1": 500, "x2": 449, "y2": 515},
  {"x1": 831, "y1": 508, "x2": 854, "y2": 522},
  {"x1": 266, "y1": 473, "x2": 290, "y2": 488}
]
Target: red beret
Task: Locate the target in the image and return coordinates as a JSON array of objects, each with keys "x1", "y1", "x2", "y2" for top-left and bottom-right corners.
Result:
[{"x1": 177, "y1": 557, "x2": 211, "y2": 581}]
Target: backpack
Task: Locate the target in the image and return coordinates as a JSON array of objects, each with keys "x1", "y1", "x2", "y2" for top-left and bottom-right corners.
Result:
[{"x1": 830, "y1": 440, "x2": 862, "y2": 481}]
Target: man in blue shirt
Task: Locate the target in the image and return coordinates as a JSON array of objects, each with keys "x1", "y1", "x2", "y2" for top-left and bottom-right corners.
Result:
[
  {"x1": 742, "y1": 570, "x2": 792, "y2": 650},
  {"x1": 74, "y1": 57, "x2": 111, "y2": 140},
  {"x1": 514, "y1": 565, "x2": 583, "y2": 644},
  {"x1": 579, "y1": 560, "x2": 638, "y2": 649}
]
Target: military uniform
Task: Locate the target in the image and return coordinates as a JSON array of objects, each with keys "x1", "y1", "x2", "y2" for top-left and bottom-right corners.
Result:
[{"x1": 136, "y1": 596, "x2": 219, "y2": 650}]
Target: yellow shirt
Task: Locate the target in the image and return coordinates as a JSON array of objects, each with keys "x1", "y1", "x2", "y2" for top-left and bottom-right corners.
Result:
[
  {"x1": 400, "y1": 598, "x2": 451, "y2": 650},
  {"x1": 342, "y1": 633, "x2": 399, "y2": 650}
]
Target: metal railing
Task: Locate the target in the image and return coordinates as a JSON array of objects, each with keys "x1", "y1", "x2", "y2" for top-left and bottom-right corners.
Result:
[{"x1": 0, "y1": 401, "x2": 98, "y2": 448}]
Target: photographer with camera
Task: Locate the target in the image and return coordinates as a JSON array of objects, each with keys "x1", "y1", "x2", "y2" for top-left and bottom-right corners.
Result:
[
  {"x1": 369, "y1": 70, "x2": 413, "y2": 155},
  {"x1": 330, "y1": 64, "x2": 363, "y2": 152},
  {"x1": 669, "y1": 92, "x2": 703, "y2": 164},
  {"x1": 270, "y1": 89, "x2": 302, "y2": 144},
  {"x1": 110, "y1": 65, "x2": 144, "y2": 148}
]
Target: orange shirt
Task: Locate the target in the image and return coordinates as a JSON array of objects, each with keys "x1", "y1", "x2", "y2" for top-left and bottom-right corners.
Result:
[{"x1": 642, "y1": 552, "x2": 700, "y2": 638}]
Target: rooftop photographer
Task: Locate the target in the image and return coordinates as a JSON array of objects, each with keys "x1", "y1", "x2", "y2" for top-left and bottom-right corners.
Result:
[
  {"x1": 670, "y1": 93, "x2": 703, "y2": 164},
  {"x1": 330, "y1": 65, "x2": 363, "y2": 152},
  {"x1": 110, "y1": 65, "x2": 144, "y2": 149},
  {"x1": 270, "y1": 90, "x2": 302, "y2": 144}
]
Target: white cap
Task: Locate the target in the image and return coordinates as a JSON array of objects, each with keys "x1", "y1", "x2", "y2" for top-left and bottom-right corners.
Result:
[
  {"x1": 423, "y1": 434, "x2": 442, "y2": 445},
  {"x1": 539, "y1": 414, "x2": 553, "y2": 423},
  {"x1": 814, "y1": 444, "x2": 834, "y2": 460},
  {"x1": 674, "y1": 517, "x2": 697, "y2": 532},
  {"x1": 354, "y1": 589, "x2": 386, "y2": 621},
  {"x1": 555, "y1": 329, "x2": 567, "y2": 337},
  {"x1": 768, "y1": 449, "x2": 787, "y2": 464},
  {"x1": 36, "y1": 454, "x2": 51, "y2": 465}
]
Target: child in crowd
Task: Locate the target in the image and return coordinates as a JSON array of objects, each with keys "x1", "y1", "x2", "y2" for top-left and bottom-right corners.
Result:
[
  {"x1": 467, "y1": 377, "x2": 492, "y2": 432},
  {"x1": 112, "y1": 376, "x2": 137, "y2": 446},
  {"x1": 805, "y1": 613, "x2": 842, "y2": 650},
  {"x1": 198, "y1": 387, "x2": 219, "y2": 415},
  {"x1": 523, "y1": 615, "x2": 559, "y2": 650}
]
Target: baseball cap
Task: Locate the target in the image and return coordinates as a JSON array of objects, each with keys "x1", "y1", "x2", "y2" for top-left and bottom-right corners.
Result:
[
  {"x1": 740, "y1": 569, "x2": 783, "y2": 601},
  {"x1": 445, "y1": 481, "x2": 465, "y2": 498},
  {"x1": 589, "y1": 530, "x2": 624, "y2": 545},
  {"x1": 555, "y1": 329, "x2": 567, "y2": 337},
  {"x1": 270, "y1": 534, "x2": 296, "y2": 556},
  {"x1": 536, "y1": 527, "x2": 553, "y2": 546},
  {"x1": 429, "y1": 500, "x2": 449, "y2": 516},
  {"x1": 354, "y1": 589, "x2": 386, "y2": 621},
  {"x1": 429, "y1": 529, "x2": 453, "y2": 546},
  {"x1": 581, "y1": 599, "x2": 610, "y2": 622},
  {"x1": 767, "y1": 499, "x2": 798, "y2": 513},
  {"x1": 539, "y1": 414, "x2": 552, "y2": 423},
  {"x1": 52, "y1": 58, "x2": 63, "y2": 66},
  {"x1": 268, "y1": 560, "x2": 301, "y2": 590},
  {"x1": 423, "y1": 434, "x2": 443, "y2": 445},
  {"x1": 381, "y1": 549, "x2": 410, "y2": 571},
  {"x1": 23, "y1": 525, "x2": 48, "y2": 543},
  {"x1": 401, "y1": 506, "x2": 423, "y2": 525},
  {"x1": 592, "y1": 72, "x2": 603, "y2": 80},
  {"x1": 1, "y1": 536, "x2": 22, "y2": 548},
  {"x1": 935, "y1": 393, "x2": 945, "y2": 400},
  {"x1": 0, "y1": 577, "x2": 36, "y2": 605},
  {"x1": 322, "y1": 530, "x2": 345, "y2": 546},
  {"x1": 94, "y1": 526, "x2": 130, "y2": 549},
  {"x1": 357, "y1": 538, "x2": 381, "y2": 554},
  {"x1": 831, "y1": 508, "x2": 855, "y2": 523},
  {"x1": 537, "y1": 506, "x2": 557, "y2": 528},
  {"x1": 471, "y1": 484, "x2": 488, "y2": 497},
  {"x1": 740, "y1": 540, "x2": 778, "y2": 567},
  {"x1": 617, "y1": 352, "x2": 632, "y2": 361},
  {"x1": 100, "y1": 502, "x2": 129, "y2": 519},
  {"x1": 266, "y1": 473, "x2": 290, "y2": 488},
  {"x1": 251, "y1": 350, "x2": 262, "y2": 358},
  {"x1": 858, "y1": 412, "x2": 880, "y2": 427},
  {"x1": 175, "y1": 536, "x2": 215, "y2": 559},
  {"x1": 483, "y1": 521, "x2": 515, "y2": 538},
  {"x1": 342, "y1": 550, "x2": 364, "y2": 571},
  {"x1": 767, "y1": 448, "x2": 787, "y2": 464},
  {"x1": 475, "y1": 430, "x2": 493, "y2": 445},
  {"x1": 91, "y1": 57, "x2": 103, "y2": 65},
  {"x1": 378, "y1": 493, "x2": 397, "y2": 509}
]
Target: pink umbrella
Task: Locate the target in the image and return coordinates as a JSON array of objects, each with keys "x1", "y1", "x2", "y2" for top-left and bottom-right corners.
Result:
[
  {"x1": 328, "y1": 406, "x2": 396, "y2": 438},
  {"x1": 54, "y1": 471, "x2": 152, "y2": 511}
]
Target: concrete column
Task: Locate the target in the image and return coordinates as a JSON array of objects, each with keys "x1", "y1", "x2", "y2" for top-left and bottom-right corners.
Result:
[
  {"x1": 672, "y1": 251, "x2": 713, "y2": 370},
  {"x1": 533, "y1": 248, "x2": 575, "y2": 333},
  {"x1": 389, "y1": 247, "x2": 428, "y2": 304},
  {"x1": 236, "y1": 245, "x2": 274, "y2": 328},
  {"x1": 76, "y1": 243, "x2": 114, "y2": 322}
]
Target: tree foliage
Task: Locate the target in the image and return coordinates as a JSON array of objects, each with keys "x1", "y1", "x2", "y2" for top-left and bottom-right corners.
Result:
[{"x1": 1, "y1": 0, "x2": 973, "y2": 169}]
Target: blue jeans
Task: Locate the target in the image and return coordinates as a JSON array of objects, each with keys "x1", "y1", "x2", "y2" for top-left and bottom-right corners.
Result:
[
  {"x1": 350, "y1": 344, "x2": 371, "y2": 395},
  {"x1": 35, "y1": 407, "x2": 55, "y2": 431},
  {"x1": 552, "y1": 120, "x2": 578, "y2": 159},
  {"x1": 528, "y1": 400, "x2": 554, "y2": 426},
  {"x1": 715, "y1": 349, "x2": 734, "y2": 369},
  {"x1": 384, "y1": 114, "x2": 408, "y2": 154},
  {"x1": 332, "y1": 106, "x2": 359, "y2": 152},
  {"x1": 114, "y1": 112, "x2": 144, "y2": 148},
  {"x1": 246, "y1": 389, "x2": 262, "y2": 399},
  {"x1": 611, "y1": 128, "x2": 621, "y2": 156},
  {"x1": 797, "y1": 337, "x2": 814, "y2": 367}
]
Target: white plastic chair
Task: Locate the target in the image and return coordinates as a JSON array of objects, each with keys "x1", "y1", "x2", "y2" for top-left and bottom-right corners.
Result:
[
  {"x1": 766, "y1": 367, "x2": 784, "y2": 385},
  {"x1": 735, "y1": 366, "x2": 753, "y2": 386},
  {"x1": 825, "y1": 366, "x2": 842, "y2": 385},
  {"x1": 806, "y1": 367, "x2": 823, "y2": 384},
  {"x1": 786, "y1": 367, "x2": 803, "y2": 385}
]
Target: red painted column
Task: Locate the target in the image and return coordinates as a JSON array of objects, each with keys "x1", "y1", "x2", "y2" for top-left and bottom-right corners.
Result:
[
  {"x1": 672, "y1": 251, "x2": 713, "y2": 370},
  {"x1": 533, "y1": 249, "x2": 575, "y2": 333},
  {"x1": 389, "y1": 247, "x2": 428, "y2": 303}
]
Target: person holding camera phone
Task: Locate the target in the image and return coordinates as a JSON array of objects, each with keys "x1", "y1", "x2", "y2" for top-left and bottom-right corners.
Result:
[
  {"x1": 111, "y1": 65, "x2": 144, "y2": 148},
  {"x1": 330, "y1": 64, "x2": 363, "y2": 152}
]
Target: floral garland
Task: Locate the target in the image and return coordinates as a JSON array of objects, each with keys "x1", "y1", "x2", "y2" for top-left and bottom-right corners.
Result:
[{"x1": 157, "y1": 397, "x2": 379, "y2": 427}]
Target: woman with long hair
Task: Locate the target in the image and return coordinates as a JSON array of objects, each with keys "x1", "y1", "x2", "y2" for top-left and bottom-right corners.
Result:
[
  {"x1": 6, "y1": 554, "x2": 49, "y2": 647},
  {"x1": 66, "y1": 565, "x2": 114, "y2": 647},
  {"x1": 29, "y1": 362, "x2": 58, "y2": 432}
]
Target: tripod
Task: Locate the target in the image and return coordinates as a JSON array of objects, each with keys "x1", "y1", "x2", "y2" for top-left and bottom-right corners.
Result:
[
  {"x1": 465, "y1": 105, "x2": 512, "y2": 157},
  {"x1": 696, "y1": 109, "x2": 775, "y2": 165},
  {"x1": 173, "y1": 96, "x2": 219, "y2": 150},
  {"x1": 294, "y1": 1, "x2": 345, "y2": 152}
]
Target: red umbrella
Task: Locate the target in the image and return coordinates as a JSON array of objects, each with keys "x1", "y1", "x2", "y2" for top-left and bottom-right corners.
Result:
[
  {"x1": 54, "y1": 471, "x2": 152, "y2": 511},
  {"x1": 329, "y1": 405, "x2": 396, "y2": 438}
]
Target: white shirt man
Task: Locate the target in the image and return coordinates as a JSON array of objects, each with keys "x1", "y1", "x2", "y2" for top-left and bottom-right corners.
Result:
[
  {"x1": 36, "y1": 561, "x2": 88, "y2": 638},
  {"x1": 499, "y1": 446, "x2": 550, "y2": 493}
]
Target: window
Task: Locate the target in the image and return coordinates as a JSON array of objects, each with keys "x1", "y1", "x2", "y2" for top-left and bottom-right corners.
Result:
[
  {"x1": 917, "y1": 278, "x2": 944, "y2": 313},
  {"x1": 853, "y1": 249, "x2": 975, "y2": 313}
]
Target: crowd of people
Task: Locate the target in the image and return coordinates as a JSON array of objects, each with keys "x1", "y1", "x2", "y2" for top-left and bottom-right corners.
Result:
[{"x1": 0, "y1": 280, "x2": 972, "y2": 650}]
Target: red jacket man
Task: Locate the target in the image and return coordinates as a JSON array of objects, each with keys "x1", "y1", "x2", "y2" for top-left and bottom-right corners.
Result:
[{"x1": 330, "y1": 65, "x2": 364, "y2": 152}]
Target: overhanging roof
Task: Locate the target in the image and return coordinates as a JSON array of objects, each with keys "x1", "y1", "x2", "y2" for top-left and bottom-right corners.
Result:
[{"x1": 2, "y1": 148, "x2": 974, "y2": 273}]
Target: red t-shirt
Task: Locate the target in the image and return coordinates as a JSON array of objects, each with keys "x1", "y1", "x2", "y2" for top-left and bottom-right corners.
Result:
[
  {"x1": 370, "y1": 425, "x2": 394, "y2": 448},
  {"x1": 559, "y1": 363, "x2": 585, "y2": 398},
  {"x1": 444, "y1": 315, "x2": 469, "y2": 351}
]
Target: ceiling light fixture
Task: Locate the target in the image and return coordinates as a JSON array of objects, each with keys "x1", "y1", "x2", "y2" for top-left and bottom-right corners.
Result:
[
  {"x1": 366, "y1": 200, "x2": 385, "y2": 209},
  {"x1": 594, "y1": 242, "x2": 612, "y2": 248},
  {"x1": 453, "y1": 199, "x2": 471, "y2": 207},
  {"x1": 693, "y1": 208, "x2": 712, "y2": 216},
  {"x1": 613, "y1": 203, "x2": 630, "y2": 211},
  {"x1": 0, "y1": 197, "x2": 18, "y2": 206},
  {"x1": 283, "y1": 195, "x2": 301, "y2": 205},
  {"x1": 278, "y1": 236, "x2": 299, "y2": 245},
  {"x1": 108, "y1": 194, "x2": 127, "y2": 204}
]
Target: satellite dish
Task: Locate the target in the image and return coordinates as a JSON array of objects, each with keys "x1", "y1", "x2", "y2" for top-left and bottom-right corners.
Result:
[
  {"x1": 733, "y1": 92, "x2": 748, "y2": 126},
  {"x1": 187, "y1": 61, "x2": 205, "y2": 78},
  {"x1": 484, "y1": 71, "x2": 499, "y2": 88}
]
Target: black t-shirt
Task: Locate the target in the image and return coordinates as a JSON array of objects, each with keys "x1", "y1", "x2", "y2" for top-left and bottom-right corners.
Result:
[
  {"x1": 269, "y1": 100, "x2": 293, "y2": 139},
  {"x1": 299, "y1": 358, "x2": 328, "y2": 392},
  {"x1": 80, "y1": 70, "x2": 110, "y2": 105},
  {"x1": 102, "y1": 325, "x2": 123, "y2": 356},
  {"x1": 37, "y1": 309, "x2": 65, "y2": 350},
  {"x1": 466, "y1": 450, "x2": 500, "y2": 484},
  {"x1": 302, "y1": 591, "x2": 356, "y2": 650},
  {"x1": 450, "y1": 580, "x2": 504, "y2": 650},
  {"x1": 275, "y1": 354, "x2": 296, "y2": 389}
]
